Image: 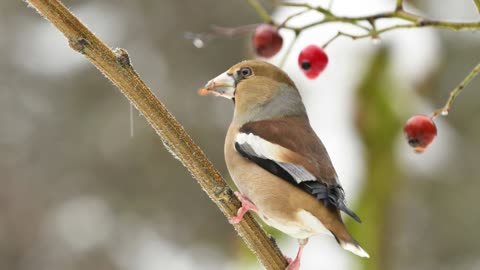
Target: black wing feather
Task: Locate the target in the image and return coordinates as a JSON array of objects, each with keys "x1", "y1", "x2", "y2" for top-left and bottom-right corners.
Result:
[
  {"x1": 235, "y1": 142, "x2": 298, "y2": 186},
  {"x1": 235, "y1": 142, "x2": 361, "y2": 223}
]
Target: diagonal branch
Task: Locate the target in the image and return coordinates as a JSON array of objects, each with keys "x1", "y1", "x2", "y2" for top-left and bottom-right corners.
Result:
[{"x1": 25, "y1": 0, "x2": 288, "y2": 269}]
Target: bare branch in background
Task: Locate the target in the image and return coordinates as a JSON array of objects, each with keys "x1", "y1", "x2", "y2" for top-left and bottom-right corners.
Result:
[
  {"x1": 247, "y1": 0, "x2": 480, "y2": 118},
  {"x1": 252, "y1": 0, "x2": 480, "y2": 42},
  {"x1": 25, "y1": 0, "x2": 288, "y2": 269}
]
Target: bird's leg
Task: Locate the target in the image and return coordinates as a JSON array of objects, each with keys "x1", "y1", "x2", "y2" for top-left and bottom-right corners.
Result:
[
  {"x1": 286, "y1": 238, "x2": 309, "y2": 270},
  {"x1": 229, "y1": 191, "x2": 258, "y2": 224}
]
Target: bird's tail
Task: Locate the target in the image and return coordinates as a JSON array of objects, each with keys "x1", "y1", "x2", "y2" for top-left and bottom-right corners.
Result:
[{"x1": 334, "y1": 234, "x2": 370, "y2": 258}]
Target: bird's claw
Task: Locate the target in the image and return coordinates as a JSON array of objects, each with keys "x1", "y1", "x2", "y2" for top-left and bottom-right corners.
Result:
[{"x1": 229, "y1": 192, "x2": 258, "y2": 224}]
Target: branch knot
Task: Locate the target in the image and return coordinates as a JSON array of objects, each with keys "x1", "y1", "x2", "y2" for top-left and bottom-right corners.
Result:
[
  {"x1": 68, "y1": 37, "x2": 89, "y2": 54},
  {"x1": 214, "y1": 186, "x2": 233, "y2": 202},
  {"x1": 113, "y1": 48, "x2": 131, "y2": 67}
]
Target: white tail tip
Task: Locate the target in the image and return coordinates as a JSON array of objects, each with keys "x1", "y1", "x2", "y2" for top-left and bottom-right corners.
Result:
[{"x1": 340, "y1": 241, "x2": 370, "y2": 258}]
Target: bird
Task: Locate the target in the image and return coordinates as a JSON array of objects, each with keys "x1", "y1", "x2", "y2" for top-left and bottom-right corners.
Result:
[{"x1": 199, "y1": 60, "x2": 369, "y2": 270}]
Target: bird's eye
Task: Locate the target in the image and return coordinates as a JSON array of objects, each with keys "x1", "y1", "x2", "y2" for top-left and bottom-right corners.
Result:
[{"x1": 239, "y1": 67, "x2": 253, "y2": 78}]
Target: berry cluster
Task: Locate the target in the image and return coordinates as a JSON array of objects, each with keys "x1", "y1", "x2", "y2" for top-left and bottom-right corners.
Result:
[
  {"x1": 252, "y1": 24, "x2": 443, "y2": 153},
  {"x1": 253, "y1": 24, "x2": 328, "y2": 79}
]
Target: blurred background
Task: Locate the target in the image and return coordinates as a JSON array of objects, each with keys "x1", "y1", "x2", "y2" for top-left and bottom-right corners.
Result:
[{"x1": 1, "y1": 0, "x2": 479, "y2": 269}]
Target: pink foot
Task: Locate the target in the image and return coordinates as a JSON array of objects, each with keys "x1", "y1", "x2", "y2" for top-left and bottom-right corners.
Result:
[
  {"x1": 229, "y1": 192, "x2": 258, "y2": 224},
  {"x1": 286, "y1": 239, "x2": 308, "y2": 270}
]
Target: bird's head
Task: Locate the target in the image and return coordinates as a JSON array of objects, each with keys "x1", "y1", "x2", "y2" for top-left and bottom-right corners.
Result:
[{"x1": 199, "y1": 60, "x2": 304, "y2": 120}]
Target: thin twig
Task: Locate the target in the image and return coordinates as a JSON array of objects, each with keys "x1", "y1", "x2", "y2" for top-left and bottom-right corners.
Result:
[
  {"x1": 247, "y1": 0, "x2": 274, "y2": 24},
  {"x1": 259, "y1": 0, "x2": 480, "y2": 38},
  {"x1": 290, "y1": 10, "x2": 480, "y2": 32},
  {"x1": 273, "y1": 1, "x2": 315, "y2": 10},
  {"x1": 278, "y1": 8, "x2": 311, "y2": 29},
  {"x1": 290, "y1": 19, "x2": 478, "y2": 46},
  {"x1": 274, "y1": 1, "x2": 333, "y2": 17},
  {"x1": 321, "y1": 31, "x2": 359, "y2": 49},
  {"x1": 368, "y1": 18, "x2": 379, "y2": 40},
  {"x1": 431, "y1": 62, "x2": 480, "y2": 118},
  {"x1": 396, "y1": 0, "x2": 404, "y2": 11},
  {"x1": 25, "y1": 0, "x2": 288, "y2": 269},
  {"x1": 210, "y1": 24, "x2": 260, "y2": 38}
]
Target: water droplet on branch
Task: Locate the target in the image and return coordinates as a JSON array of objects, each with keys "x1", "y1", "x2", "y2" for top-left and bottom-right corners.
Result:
[
  {"x1": 193, "y1": 38, "x2": 205, "y2": 48},
  {"x1": 183, "y1": 32, "x2": 213, "y2": 49}
]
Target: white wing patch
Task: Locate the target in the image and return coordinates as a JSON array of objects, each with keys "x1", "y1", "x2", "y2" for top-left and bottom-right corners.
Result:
[{"x1": 235, "y1": 133, "x2": 316, "y2": 183}]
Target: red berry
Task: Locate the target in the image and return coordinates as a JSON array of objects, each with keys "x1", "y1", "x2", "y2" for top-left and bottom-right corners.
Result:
[
  {"x1": 404, "y1": 115, "x2": 437, "y2": 153},
  {"x1": 298, "y1": 45, "x2": 329, "y2": 79},
  {"x1": 253, "y1": 24, "x2": 283, "y2": 58}
]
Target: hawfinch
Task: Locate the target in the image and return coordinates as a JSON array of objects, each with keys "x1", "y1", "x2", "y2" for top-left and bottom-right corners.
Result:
[{"x1": 200, "y1": 60, "x2": 369, "y2": 269}]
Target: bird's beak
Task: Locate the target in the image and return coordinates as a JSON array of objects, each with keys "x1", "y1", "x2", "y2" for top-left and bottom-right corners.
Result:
[{"x1": 198, "y1": 72, "x2": 235, "y2": 99}]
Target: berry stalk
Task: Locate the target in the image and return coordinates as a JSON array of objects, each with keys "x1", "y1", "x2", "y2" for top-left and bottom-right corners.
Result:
[{"x1": 432, "y1": 62, "x2": 480, "y2": 118}]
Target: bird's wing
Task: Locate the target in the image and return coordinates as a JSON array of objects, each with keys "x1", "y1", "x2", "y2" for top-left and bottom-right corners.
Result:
[{"x1": 235, "y1": 116, "x2": 361, "y2": 223}]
